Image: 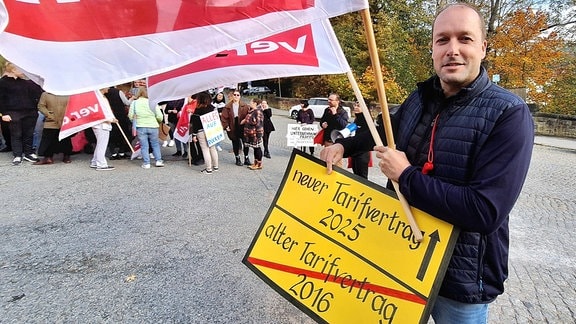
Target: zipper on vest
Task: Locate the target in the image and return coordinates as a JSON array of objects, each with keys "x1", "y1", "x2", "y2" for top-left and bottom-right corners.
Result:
[{"x1": 477, "y1": 235, "x2": 487, "y2": 294}]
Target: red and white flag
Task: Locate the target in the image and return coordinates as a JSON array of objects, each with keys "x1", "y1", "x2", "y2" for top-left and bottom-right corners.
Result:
[
  {"x1": 172, "y1": 99, "x2": 197, "y2": 144},
  {"x1": 59, "y1": 90, "x2": 115, "y2": 140},
  {"x1": 130, "y1": 141, "x2": 142, "y2": 160},
  {"x1": 148, "y1": 19, "x2": 350, "y2": 107},
  {"x1": 0, "y1": 0, "x2": 368, "y2": 95},
  {"x1": 0, "y1": 1, "x2": 7, "y2": 33},
  {"x1": 173, "y1": 112, "x2": 191, "y2": 145}
]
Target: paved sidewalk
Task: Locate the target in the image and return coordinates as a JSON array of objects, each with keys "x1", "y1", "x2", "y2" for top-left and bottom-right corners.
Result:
[
  {"x1": 0, "y1": 109, "x2": 574, "y2": 323},
  {"x1": 534, "y1": 135, "x2": 576, "y2": 151}
]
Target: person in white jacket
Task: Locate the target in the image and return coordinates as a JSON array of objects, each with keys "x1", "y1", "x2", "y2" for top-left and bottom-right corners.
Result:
[{"x1": 90, "y1": 88, "x2": 116, "y2": 171}]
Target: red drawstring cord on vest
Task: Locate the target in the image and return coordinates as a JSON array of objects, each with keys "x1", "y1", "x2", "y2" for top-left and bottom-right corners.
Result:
[{"x1": 422, "y1": 114, "x2": 440, "y2": 175}]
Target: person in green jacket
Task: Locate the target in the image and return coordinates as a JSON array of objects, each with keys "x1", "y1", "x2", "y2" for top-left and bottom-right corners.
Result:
[{"x1": 128, "y1": 86, "x2": 164, "y2": 169}]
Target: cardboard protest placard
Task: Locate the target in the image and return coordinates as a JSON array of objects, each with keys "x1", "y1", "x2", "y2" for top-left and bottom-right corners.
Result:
[
  {"x1": 243, "y1": 150, "x2": 459, "y2": 323},
  {"x1": 286, "y1": 124, "x2": 319, "y2": 147},
  {"x1": 200, "y1": 110, "x2": 225, "y2": 147}
]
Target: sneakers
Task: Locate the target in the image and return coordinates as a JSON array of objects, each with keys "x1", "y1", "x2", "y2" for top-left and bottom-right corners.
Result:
[
  {"x1": 96, "y1": 166, "x2": 115, "y2": 171},
  {"x1": 162, "y1": 140, "x2": 168, "y2": 147},
  {"x1": 182, "y1": 152, "x2": 188, "y2": 159},
  {"x1": 244, "y1": 156, "x2": 251, "y2": 166},
  {"x1": 141, "y1": 164, "x2": 151, "y2": 169},
  {"x1": 264, "y1": 152, "x2": 271, "y2": 159},
  {"x1": 23, "y1": 153, "x2": 40, "y2": 162},
  {"x1": 213, "y1": 166, "x2": 219, "y2": 171},
  {"x1": 12, "y1": 156, "x2": 22, "y2": 165},
  {"x1": 89, "y1": 163, "x2": 97, "y2": 168},
  {"x1": 216, "y1": 145, "x2": 223, "y2": 152},
  {"x1": 200, "y1": 168, "x2": 213, "y2": 174},
  {"x1": 155, "y1": 160, "x2": 165, "y2": 167},
  {"x1": 172, "y1": 151, "x2": 182, "y2": 157},
  {"x1": 168, "y1": 140, "x2": 175, "y2": 147}
]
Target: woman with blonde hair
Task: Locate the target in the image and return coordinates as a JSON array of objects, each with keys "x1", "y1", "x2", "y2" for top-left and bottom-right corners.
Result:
[{"x1": 128, "y1": 86, "x2": 165, "y2": 169}]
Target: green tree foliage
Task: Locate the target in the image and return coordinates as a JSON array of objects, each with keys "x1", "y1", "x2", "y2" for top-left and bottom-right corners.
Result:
[
  {"x1": 285, "y1": 2, "x2": 431, "y2": 104},
  {"x1": 280, "y1": 0, "x2": 575, "y2": 115},
  {"x1": 547, "y1": 50, "x2": 576, "y2": 115},
  {"x1": 358, "y1": 65, "x2": 408, "y2": 104}
]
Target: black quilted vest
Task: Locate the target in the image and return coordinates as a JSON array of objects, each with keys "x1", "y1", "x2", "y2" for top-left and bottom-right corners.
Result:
[{"x1": 394, "y1": 68, "x2": 525, "y2": 303}]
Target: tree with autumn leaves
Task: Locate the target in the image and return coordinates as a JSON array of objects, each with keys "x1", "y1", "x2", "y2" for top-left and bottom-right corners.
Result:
[
  {"x1": 283, "y1": 5, "x2": 429, "y2": 106},
  {"x1": 488, "y1": 8, "x2": 571, "y2": 114},
  {"x1": 279, "y1": 1, "x2": 576, "y2": 116}
]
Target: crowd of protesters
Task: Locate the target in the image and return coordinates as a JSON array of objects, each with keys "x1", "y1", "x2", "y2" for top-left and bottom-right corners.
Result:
[
  {"x1": 0, "y1": 63, "x2": 365, "y2": 176},
  {"x1": 0, "y1": 64, "x2": 282, "y2": 173},
  {"x1": 1, "y1": 61, "x2": 370, "y2": 176}
]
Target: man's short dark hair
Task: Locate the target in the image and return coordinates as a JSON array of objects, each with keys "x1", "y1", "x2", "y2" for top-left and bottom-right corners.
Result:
[{"x1": 434, "y1": 2, "x2": 487, "y2": 40}]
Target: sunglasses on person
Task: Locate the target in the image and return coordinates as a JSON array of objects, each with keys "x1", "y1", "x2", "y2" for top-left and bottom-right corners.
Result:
[{"x1": 233, "y1": 93, "x2": 241, "y2": 96}]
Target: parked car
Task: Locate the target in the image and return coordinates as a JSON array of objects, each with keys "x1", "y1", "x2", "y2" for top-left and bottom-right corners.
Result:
[
  {"x1": 242, "y1": 86, "x2": 272, "y2": 95},
  {"x1": 289, "y1": 97, "x2": 351, "y2": 120}
]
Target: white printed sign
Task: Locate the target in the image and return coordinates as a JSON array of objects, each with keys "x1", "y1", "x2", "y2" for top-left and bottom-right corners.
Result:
[
  {"x1": 200, "y1": 110, "x2": 225, "y2": 147},
  {"x1": 286, "y1": 123, "x2": 318, "y2": 147}
]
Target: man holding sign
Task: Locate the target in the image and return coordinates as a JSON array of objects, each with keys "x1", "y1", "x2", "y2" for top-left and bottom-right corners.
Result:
[{"x1": 321, "y1": 3, "x2": 533, "y2": 323}]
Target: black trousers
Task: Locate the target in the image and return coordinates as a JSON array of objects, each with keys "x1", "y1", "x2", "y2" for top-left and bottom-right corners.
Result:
[
  {"x1": 37, "y1": 128, "x2": 72, "y2": 157},
  {"x1": 189, "y1": 140, "x2": 202, "y2": 161},
  {"x1": 350, "y1": 151, "x2": 370, "y2": 179},
  {"x1": 232, "y1": 117, "x2": 247, "y2": 157},
  {"x1": 108, "y1": 119, "x2": 132, "y2": 153},
  {"x1": 8, "y1": 115, "x2": 36, "y2": 157},
  {"x1": 263, "y1": 131, "x2": 272, "y2": 154},
  {"x1": 1, "y1": 120, "x2": 11, "y2": 150}
]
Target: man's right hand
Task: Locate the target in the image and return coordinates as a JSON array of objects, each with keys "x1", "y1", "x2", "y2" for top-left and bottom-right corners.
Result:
[{"x1": 319, "y1": 143, "x2": 344, "y2": 174}]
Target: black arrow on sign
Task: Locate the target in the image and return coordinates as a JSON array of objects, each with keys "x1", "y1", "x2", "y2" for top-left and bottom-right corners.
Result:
[{"x1": 416, "y1": 230, "x2": 440, "y2": 281}]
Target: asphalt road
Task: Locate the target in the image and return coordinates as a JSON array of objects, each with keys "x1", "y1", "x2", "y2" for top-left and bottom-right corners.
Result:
[{"x1": 1, "y1": 109, "x2": 575, "y2": 323}]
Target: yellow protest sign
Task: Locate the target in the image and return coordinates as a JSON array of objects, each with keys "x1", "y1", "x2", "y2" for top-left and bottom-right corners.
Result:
[{"x1": 243, "y1": 151, "x2": 459, "y2": 323}]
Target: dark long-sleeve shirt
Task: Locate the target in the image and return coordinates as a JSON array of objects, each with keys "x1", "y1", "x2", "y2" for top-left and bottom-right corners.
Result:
[
  {"x1": 0, "y1": 76, "x2": 43, "y2": 119},
  {"x1": 320, "y1": 106, "x2": 348, "y2": 143}
]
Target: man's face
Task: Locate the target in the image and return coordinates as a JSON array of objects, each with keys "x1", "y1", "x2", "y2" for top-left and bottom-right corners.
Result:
[
  {"x1": 328, "y1": 95, "x2": 339, "y2": 108},
  {"x1": 232, "y1": 92, "x2": 241, "y2": 102},
  {"x1": 432, "y1": 5, "x2": 487, "y2": 97}
]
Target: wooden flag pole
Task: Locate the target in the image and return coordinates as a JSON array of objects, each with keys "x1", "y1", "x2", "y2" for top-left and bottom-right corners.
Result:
[
  {"x1": 187, "y1": 140, "x2": 192, "y2": 167},
  {"x1": 359, "y1": 9, "x2": 423, "y2": 242},
  {"x1": 114, "y1": 121, "x2": 135, "y2": 154}
]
